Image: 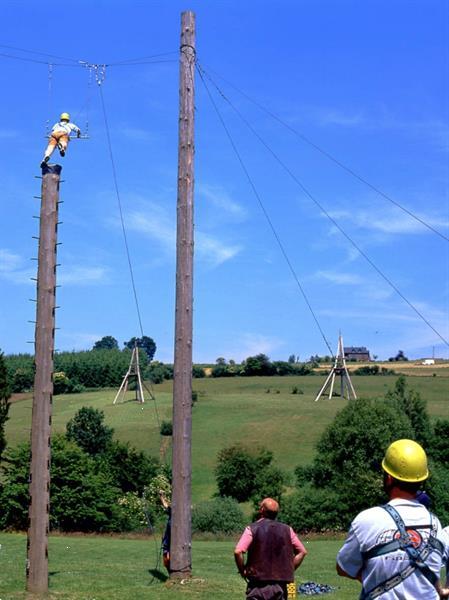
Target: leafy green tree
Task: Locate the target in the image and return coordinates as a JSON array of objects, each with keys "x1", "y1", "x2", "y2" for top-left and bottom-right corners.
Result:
[
  {"x1": 0, "y1": 441, "x2": 30, "y2": 529},
  {"x1": 0, "y1": 350, "x2": 11, "y2": 462},
  {"x1": 211, "y1": 362, "x2": 234, "y2": 377},
  {"x1": 50, "y1": 435, "x2": 122, "y2": 531},
  {"x1": 124, "y1": 336, "x2": 156, "y2": 361},
  {"x1": 427, "y1": 462, "x2": 449, "y2": 525},
  {"x1": 93, "y1": 336, "x2": 119, "y2": 350},
  {"x1": 99, "y1": 441, "x2": 159, "y2": 494},
  {"x1": 386, "y1": 375, "x2": 432, "y2": 446},
  {"x1": 429, "y1": 420, "x2": 449, "y2": 466},
  {"x1": 145, "y1": 361, "x2": 173, "y2": 383},
  {"x1": 294, "y1": 396, "x2": 414, "y2": 522},
  {"x1": 192, "y1": 365, "x2": 205, "y2": 378},
  {"x1": 242, "y1": 354, "x2": 274, "y2": 376},
  {"x1": 12, "y1": 367, "x2": 34, "y2": 393},
  {"x1": 0, "y1": 436, "x2": 124, "y2": 532},
  {"x1": 66, "y1": 407, "x2": 114, "y2": 456}
]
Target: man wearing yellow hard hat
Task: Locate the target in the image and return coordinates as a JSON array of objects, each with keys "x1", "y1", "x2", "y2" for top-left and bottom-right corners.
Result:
[
  {"x1": 41, "y1": 112, "x2": 81, "y2": 167},
  {"x1": 336, "y1": 439, "x2": 449, "y2": 599}
]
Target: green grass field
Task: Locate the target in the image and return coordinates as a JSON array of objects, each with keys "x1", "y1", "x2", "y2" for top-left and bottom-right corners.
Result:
[
  {"x1": 6, "y1": 372, "x2": 449, "y2": 502},
  {"x1": 0, "y1": 532, "x2": 360, "y2": 599},
  {"x1": 2, "y1": 373, "x2": 448, "y2": 597}
]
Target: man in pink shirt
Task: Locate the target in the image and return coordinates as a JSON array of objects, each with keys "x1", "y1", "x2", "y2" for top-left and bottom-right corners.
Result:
[{"x1": 234, "y1": 497, "x2": 307, "y2": 599}]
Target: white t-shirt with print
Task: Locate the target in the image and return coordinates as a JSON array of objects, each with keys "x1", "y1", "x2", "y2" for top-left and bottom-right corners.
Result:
[{"x1": 337, "y1": 498, "x2": 449, "y2": 599}]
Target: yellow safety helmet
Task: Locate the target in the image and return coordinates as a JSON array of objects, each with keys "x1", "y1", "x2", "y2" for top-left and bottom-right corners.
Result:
[
  {"x1": 60, "y1": 112, "x2": 70, "y2": 122},
  {"x1": 382, "y1": 439, "x2": 428, "y2": 483}
]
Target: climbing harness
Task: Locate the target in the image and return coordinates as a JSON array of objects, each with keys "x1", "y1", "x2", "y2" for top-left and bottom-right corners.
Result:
[{"x1": 360, "y1": 504, "x2": 444, "y2": 600}]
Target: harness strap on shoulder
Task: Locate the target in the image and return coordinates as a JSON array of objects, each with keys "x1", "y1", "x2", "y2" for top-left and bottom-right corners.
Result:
[{"x1": 359, "y1": 504, "x2": 441, "y2": 599}]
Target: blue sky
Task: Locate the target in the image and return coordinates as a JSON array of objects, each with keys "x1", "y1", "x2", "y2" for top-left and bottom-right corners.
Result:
[{"x1": 1, "y1": 0, "x2": 448, "y2": 362}]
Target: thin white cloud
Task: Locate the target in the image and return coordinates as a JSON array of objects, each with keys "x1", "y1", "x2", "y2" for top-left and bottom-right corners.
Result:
[
  {"x1": 125, "y1": 203, "x2": 242, "y2": 267},
  {"x1": 59, "y1": 266, "x2": 109, "y2": 285},
  {"x1": 327, "y1": 207, "x2": 449, "y2": 236},
  {"x1": 314, "y1": 270, "x2": 363, "y2": 285},
  {"x1": 198, "y1": 183, "x2": 247, "y2": 219},
  {"x1": 0, "y1": 249, "x2": 22, "y2": 272},
  {"x1": 223, "y1": 333, "x2": 284, "y2": 362},
  {"x1": 56, "y1": 331, "x2": 102, "y2": 351},
  {"x1": 0, "y1": 249, "x2": 34, "y2": 284},
  {"x1": 318, "y1": 110, "x2": 366, "y2": 127},
  {"x1": 118, "y1": 126, "x2": 157, "y2": 142}
]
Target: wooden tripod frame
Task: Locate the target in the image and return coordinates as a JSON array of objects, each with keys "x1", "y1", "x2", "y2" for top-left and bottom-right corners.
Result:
[
  {"x1": 314, "y1": 334, "x2": 357, "y2": 402},
  {"x1": 113, "y1": 343, "x2": 146, "y2": 404}
]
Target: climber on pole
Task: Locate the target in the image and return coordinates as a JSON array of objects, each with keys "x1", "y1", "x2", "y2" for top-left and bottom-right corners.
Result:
[{"x1": 41, "y1": 113, "x2": 81, "y2": 167}]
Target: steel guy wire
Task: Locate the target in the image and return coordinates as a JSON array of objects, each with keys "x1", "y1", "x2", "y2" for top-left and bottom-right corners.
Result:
[
  {"x1": 198, "y1": 64, "x2": 449, "y2": 349},
  {"x1": 199, "y1": 63, "x2": 449, "y2": 244},
  {"x1": 197, "y1": 63, "x2": 335, "y2": 357},
  {"x1": 98, "y1": 83, "x2": 145, "y2": 339}
]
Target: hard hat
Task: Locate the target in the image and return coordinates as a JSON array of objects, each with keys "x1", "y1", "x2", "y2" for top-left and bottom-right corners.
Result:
[
  {"x1": 382, "y1": 439, "x2": 428, "y2": 483},
  {"x1": 60, "y1": 112, "x2": 70, "y2": 121}
]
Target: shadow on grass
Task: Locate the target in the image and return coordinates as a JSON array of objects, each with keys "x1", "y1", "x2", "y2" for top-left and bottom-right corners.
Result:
[{"x1": 148, "y1": 568, "x2": 168, "y2": 583}]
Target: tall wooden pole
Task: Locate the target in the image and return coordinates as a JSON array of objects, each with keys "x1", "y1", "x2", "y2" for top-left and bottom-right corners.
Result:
[
  {"x1": 26, "y1": 164, "x2": 61, "y2": 593},
  {"x1": 171, "y1": 10, "x2": 195, "y2": 580}
]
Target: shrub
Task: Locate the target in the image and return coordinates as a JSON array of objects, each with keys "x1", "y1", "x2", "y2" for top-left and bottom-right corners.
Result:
[
  {"x1": 281, "y1": 487, "x2": 345, "y2": 532},
  {"x1": 116, "y1": 492, "x2": 148, "y2": 531},
  {"x1": 215, "y1": 445, "x2": 287, "y2": 503},
  {"x1": 143, "y1": 470, "x2": 172, "y2": 526},
  {"x1": 192, "y1": 497, "x2": 245, "y2": 534},
  {"x1": 160, "y1": 420, "x2": 173, "y2": 436},
  {"x1": 291, "y1": 386, "x2": 304, "y2": 395}
]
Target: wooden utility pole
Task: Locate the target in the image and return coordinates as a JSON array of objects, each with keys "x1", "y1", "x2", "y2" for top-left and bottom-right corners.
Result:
[
  {"x1": 27, "y1": 163, "x2": 61, "y2": 593},
  {"x1": 171, "y1": 10, "x2": 196, "y2": 580}
]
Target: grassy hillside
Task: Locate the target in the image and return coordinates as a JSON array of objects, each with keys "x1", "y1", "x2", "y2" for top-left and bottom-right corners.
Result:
[
  {"x1": 0, "y1": 532, "x2": 360, "y2": 599},
  {"x1": 5, "y1": 372, "x2": 448, "y2": 502}
]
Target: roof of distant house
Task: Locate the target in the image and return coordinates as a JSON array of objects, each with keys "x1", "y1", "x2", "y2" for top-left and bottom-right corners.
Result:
[{"x1": 344, "y1": 346, "x2": 369, "y2": 353}]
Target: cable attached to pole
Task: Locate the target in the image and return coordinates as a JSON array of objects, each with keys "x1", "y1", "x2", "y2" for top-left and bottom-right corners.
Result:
[{"x1": 98, "y1": 78, "x2": 145, "y2": 338}]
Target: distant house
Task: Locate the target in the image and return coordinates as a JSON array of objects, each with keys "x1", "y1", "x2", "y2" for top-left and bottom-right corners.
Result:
[
  {"x1": 344, "y1": 346, "x2": 370, "y2": 361},
  {"x1": 422, "y1": 359, "x2": 435, "y2": 366}
]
